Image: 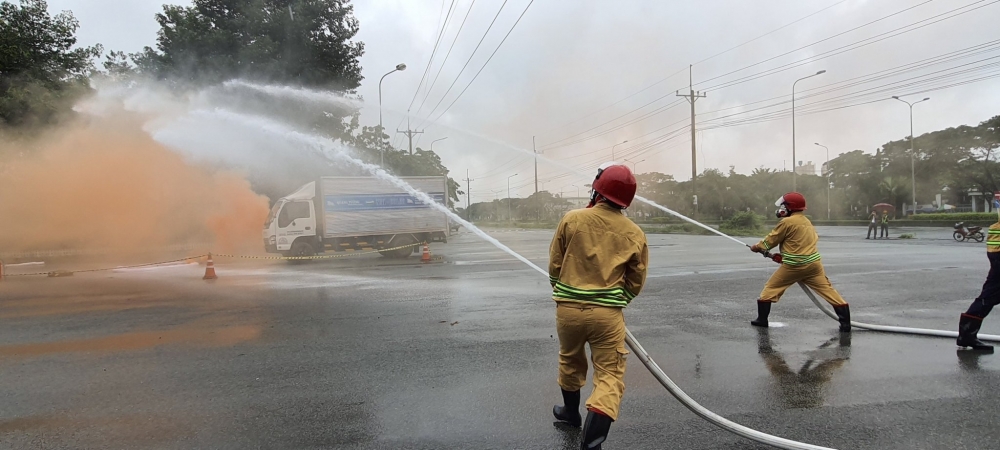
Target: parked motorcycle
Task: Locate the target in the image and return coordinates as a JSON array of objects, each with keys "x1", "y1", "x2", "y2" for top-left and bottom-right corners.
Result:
[{"x1": 954, "y1": 222, "x2": 985, "y2": 242}]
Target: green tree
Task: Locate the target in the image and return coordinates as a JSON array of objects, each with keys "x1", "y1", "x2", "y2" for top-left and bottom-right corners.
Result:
[
  {"x1": 135, "y1": 0, "x2": 364, "y2": 90},
  {"x1": 0, "y1": 0, "x2": 101, "y2": 127}
]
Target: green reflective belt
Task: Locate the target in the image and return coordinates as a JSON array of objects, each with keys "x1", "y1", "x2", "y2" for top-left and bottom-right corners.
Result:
[
  {"x1": 782, "y1": 253, "x2": 821, "y2": 266},
  {"x1": 553, "y1": 281, "x2": 632, "y2": 306}
]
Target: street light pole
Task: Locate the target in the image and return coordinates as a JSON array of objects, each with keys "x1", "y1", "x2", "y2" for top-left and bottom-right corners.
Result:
[
  {"x1": 378, "y1": 63, "x2": 407, "y2": 166},
  {"x1": 815, "y1": 142, "x2": 831, "y2": 220},
  {"x1": 492, "y1": 189, "x2": 502, "y2": 220},
  {"x1": 430, "y1": 136, "x2": 448, "y2": 152},
  {"x1": 507, "y1": 173, "x2": 518, "y2": 223},
  {"x1": 792, "y1": 70, "x2": 825, "y2": 191},
  {"x1": 611, "y1": 139, "x2": 628, "y2": 161},
  {"x1": 623, "y1": 158, "x2": 645, "y2": 173},
  {"x1": 572, "y1": 184, "x2": 580, "y2": 198},
  {"x1": 533, "y1": 136, "x2": 540, "y2": 194},
  {"x1": 892, "y1": 96, "x2": 930, "y2": 216}
]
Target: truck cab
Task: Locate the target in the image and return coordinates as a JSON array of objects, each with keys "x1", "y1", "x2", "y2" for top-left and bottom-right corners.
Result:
[{"x1": 263, "y1": 183, "x2": 317, "y2": 256}]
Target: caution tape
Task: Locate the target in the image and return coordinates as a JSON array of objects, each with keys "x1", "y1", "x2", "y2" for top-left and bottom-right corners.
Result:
[
  {"x1": 3, "y1": 255, "x2": 209, "y2": 278},
  {"x1": 212, "y1": 242, "x2": 424, "y2": 261},
  {"x1": 1, "y1": 242, "x2": 428, "y2": 278}
]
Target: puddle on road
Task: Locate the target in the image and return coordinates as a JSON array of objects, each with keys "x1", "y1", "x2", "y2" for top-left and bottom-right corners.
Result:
[
  {"x1": 0, "y1": 293, "x2": 169, "y2": 319},
  {"x1": 0, "y1": 320, "x2": 261, "y2": 358},
  {"x1": 0, "y1": 412, "x2": 191, "y2": 444}
]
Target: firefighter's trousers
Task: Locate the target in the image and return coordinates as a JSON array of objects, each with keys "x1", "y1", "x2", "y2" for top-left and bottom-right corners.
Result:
[
  {"x1": 966, "y1": 252, "x2": 1000, "y2": 318},
  {"x1": 759, "y1": 261, "x2": 848, "y2": 306},
  {"x1": 555, "y1": 302, "x2": 628, "y2": 420}
]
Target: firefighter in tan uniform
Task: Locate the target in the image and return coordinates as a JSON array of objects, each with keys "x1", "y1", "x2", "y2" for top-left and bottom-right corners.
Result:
[
  {"x1": 549, "y1": 163, "x2": 648, "y2": 450},
  {"x1": 749, "y1": 192, "x2": 852, "y2": 332},
  {"x1": 956, "y1": 193, "x2": 1000, "y2": 352}
]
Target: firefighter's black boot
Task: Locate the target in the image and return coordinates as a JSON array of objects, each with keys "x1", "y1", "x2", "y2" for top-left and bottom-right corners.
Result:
[
  {"x1": 580, "y1": 410, "x2": 613, "y2": 450},
  {"x1": 553, "y1": 388, "x2": 582, "y2": 427},
  {"x1": 957, "y1": 314, "x2": 994, "y2": 352},
  {"x1": 833, "y1": 304, "x2": 851, "y2": 333},
  {"x1": 750, "y1": 301, "x2": 771, "y2": 327}
]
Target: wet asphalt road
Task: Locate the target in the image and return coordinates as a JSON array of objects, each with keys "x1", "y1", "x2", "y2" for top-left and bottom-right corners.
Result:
[{"x1": 3, "y1": 225, "x2": 1000, "y2": 449}]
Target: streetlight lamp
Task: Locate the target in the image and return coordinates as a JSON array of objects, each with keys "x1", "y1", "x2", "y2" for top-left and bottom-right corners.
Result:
[
  {"x1": 815, "y1": 142, "x2": 831, "y2": 220},
  {"x1": 791, "y1": 70, "x2": 825, "y2": 191},
  {"x1": 891, "y1": 96, "x2": 930, "y2": 217},
  {"x1": 572, "y1": 184, "x2": 580, "y2": 198},
  {"x1": 379, "y1": 63, "x2": 407, "y2": 166},
  {"x1": 611, "y1": 139, "x2": 629, "y2": 161},
  {"x1": 624, "y1": 158, "x2": 645, "y2": 173},
  {"x1": 507, "y1": 173, "x2": 518, "y2": 223},
  {"x1": 430, "y1": 136, "x2": 448, "y2": 152}
]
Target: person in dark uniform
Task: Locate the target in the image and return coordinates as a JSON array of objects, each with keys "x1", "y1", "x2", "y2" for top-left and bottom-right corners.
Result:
[
  {"x1": 866, "y1": 210, "x2": 878, "y2": 240},
  {"x1": 957, "y1": 194, "x2": 1000, "y2": 352}
]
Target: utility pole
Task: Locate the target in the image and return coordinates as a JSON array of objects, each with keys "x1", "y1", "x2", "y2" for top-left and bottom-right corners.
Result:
[
  {"x1": 533, "y1": 136, "x2": 538, "y2": 194},
  {"x1": 463, "y1": 169, "x2": 474, "y2": 216},
  {"x1": 677, "y1": 65, "x2": 705, "y2": 214},
  {"x1": 396, "y1": 116, "x2": 423, "y2": 155}
]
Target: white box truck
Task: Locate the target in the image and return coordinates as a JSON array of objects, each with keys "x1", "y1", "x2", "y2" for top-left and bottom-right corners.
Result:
[{"x1": 263, "y1": 176, "x2": 451, "y2": 258}]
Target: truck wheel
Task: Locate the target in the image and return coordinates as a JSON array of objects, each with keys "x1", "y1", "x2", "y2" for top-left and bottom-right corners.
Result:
[{"x1": 289, "y1": 242, "x2": 316, "y2": 263}]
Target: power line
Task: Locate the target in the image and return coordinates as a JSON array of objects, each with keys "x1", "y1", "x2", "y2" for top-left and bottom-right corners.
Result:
[
  {"x1": 533, "y1": 0, "x2": 852, "y2": 141},
  {"x1": 407, "y1": 0, "x2": 459, "y2": 112},
  {"x1": 692, "y1": 0, "x2": 852, "y2": 66},
  {"x1": 558, "y1": 58, "x2": 1000, "y2": 178},
  {"x1": 538, "y1": 0, "x2": 984, "y2": 152},
  {"x1": 691, "y1": 39, "x2": 1000, "y2": 119},
  {"x1": 413, "y1": 0, "x2": 478, "y2": 116},
  {"x1": 700, "y1": 0, "x2": 999, "y2": 92},
  {"x1": 422, "y1": 0, "x2": 536, "y2": 127},
  {"x1": 537, "y1": 98, "x2": 686, "y2": 151},
  {"x1": 700, "y1": 69, "x2": 1000, "y2": 131},
  {"x1": 695, "y1": 0, "x2": 937, "y2": 88},
  {"x1": 411, "y1": 0, "x2": 512, "y2": 127},
  {"x1": 700, "y1": 58, "x2": 1000, "y2": 127}
]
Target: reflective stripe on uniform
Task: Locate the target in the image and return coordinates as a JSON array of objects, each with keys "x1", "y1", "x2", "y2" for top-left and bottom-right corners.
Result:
[
  {"x1": 553, "y1": 281, "x2": 631, "y2": 307},
  {"x1": 781, "y1": 252, "x2": 822, "y2": 266}
]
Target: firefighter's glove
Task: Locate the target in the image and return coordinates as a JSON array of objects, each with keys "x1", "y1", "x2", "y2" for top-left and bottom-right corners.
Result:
[
  {"x1": 770, "y1": 253, "x2": 783, "y2": 264},
  {"x1": 750, "y1": 244, "x2": 762, "y2": 253}
]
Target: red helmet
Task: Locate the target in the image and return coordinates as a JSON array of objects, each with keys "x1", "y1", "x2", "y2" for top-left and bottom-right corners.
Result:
[
  {"x1": 776, "y1": 192, "x2": 807, "y2": 211},
  {"x1": 590, "y1": 163, "x2": 637, "y2": 208}
]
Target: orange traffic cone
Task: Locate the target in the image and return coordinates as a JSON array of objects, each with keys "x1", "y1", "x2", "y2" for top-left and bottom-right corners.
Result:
[
  {"x1": 203, "y1": 253, "x2": 218, "y2": 280},
  {"x1": 421, "y1": 243, "x2": 431, "y2": 263}
]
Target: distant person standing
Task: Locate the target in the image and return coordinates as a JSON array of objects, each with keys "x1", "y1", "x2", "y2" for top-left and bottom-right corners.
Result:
[
  {"x1": 879, "y1": 211, "x2": 890, "y2": 239},
  {"x1": 866, "y1": 211, "x2": 878, "y2": 240}
]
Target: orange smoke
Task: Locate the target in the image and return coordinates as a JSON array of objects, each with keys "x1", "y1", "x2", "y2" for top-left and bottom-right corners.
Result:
[{"x1": 0, "y1": 117, "x2": 270, "y2": 256}]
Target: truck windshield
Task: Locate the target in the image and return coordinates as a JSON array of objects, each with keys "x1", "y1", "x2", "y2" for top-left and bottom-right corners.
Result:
[{"x1": 264, "y1": 201, "x2": 283, "y2": 228}]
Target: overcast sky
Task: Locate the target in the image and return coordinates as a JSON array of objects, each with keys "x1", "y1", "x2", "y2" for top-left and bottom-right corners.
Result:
[{"x1": 48, "y1": 0, "x2": 1000, "y2": 204}]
